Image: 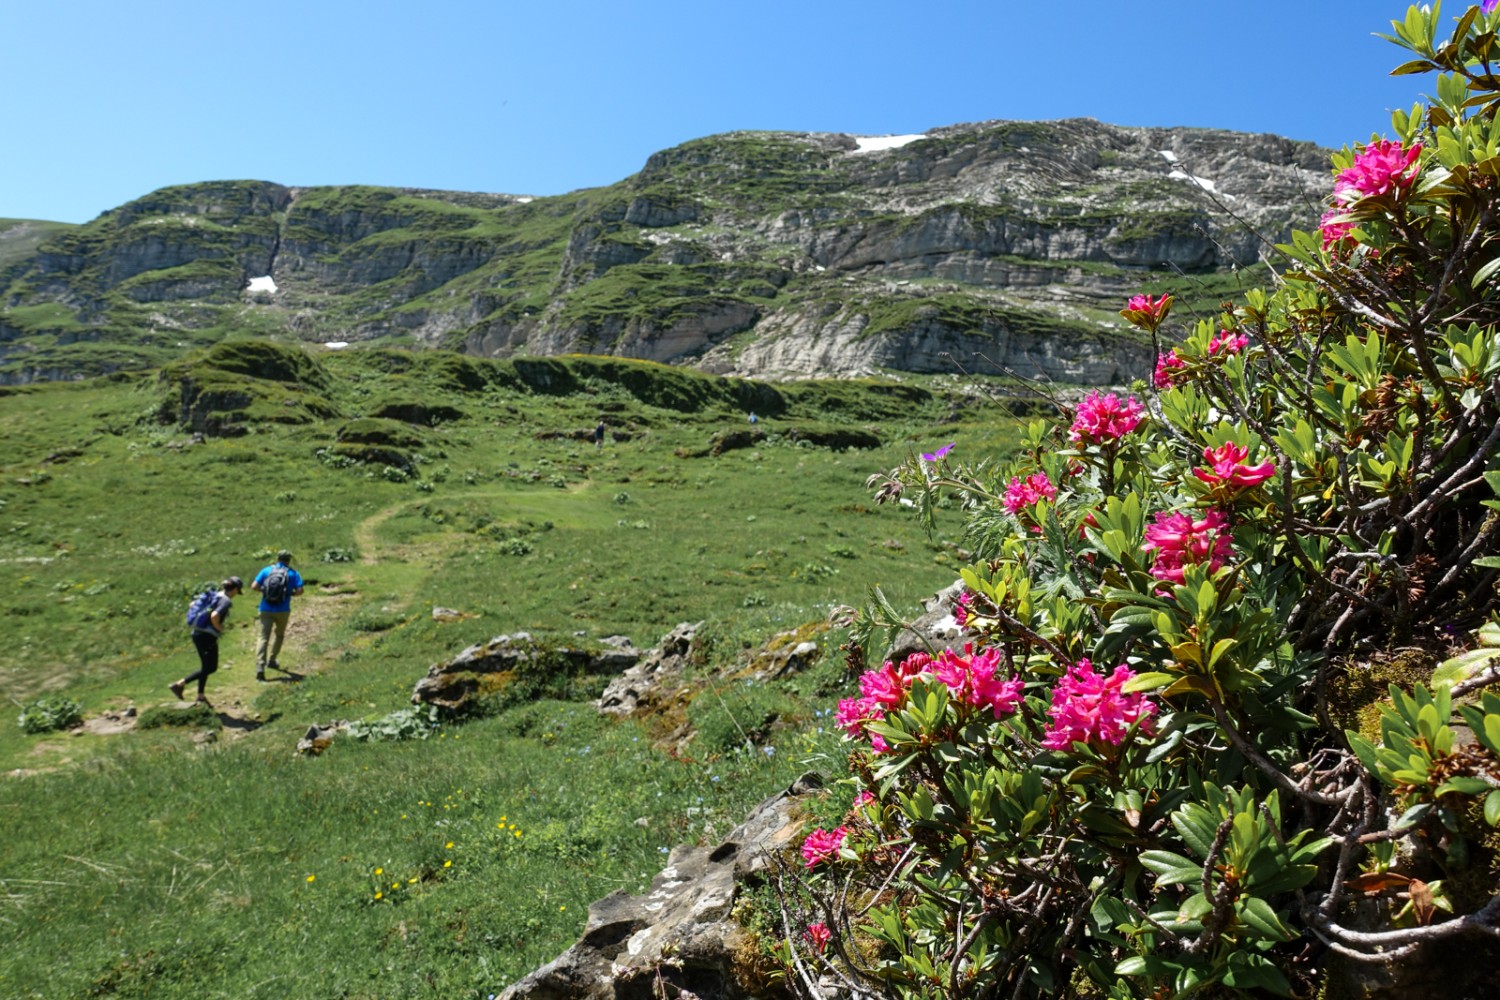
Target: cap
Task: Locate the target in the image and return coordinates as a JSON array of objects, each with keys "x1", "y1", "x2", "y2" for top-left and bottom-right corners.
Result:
[{"x1": 224, "y1": 576, "x2": 244, "y2": 592}]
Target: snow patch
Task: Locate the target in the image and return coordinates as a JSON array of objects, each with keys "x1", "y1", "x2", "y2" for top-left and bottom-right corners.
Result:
[
  {"x1": 515, "y1": 196, "x2": 534, "y2": 204},
  {"x1": 851, "y1": 134, "x2": 927, "y2": 154},
  {"x1": 1168, "y1": 169, "x2": 1233, "y2": 199},
  {"x1": 1159, "y1": 149, "x2": 1179, "y2": 164},
  {"x1": 246, "y1": 275, "x2": 278, "y2": 294},
  {"x1": 323, "y1": 341, "x2": 351, "y2": 350}
]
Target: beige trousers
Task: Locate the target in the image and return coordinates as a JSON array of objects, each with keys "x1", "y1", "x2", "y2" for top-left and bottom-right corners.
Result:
[{"x1": 256, "y1": 611, "x2": 291, "y2": 671}]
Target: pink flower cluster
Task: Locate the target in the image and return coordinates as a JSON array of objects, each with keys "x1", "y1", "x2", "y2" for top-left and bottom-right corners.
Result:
[
  {"x1": 836, "y1": 646, "x2": 1024, "y2": 751},
  {"x1": 1041, "y1": 659, "x2": 1156, "y2": 750},
  {"x1": 1208, "y1": 330, "x2": 1248, "y2": 356},
  {"x1": 1321, "y1": 139, "x2": 1423, "y2": 251},
  {"x1": 952, "y1": 590, "x2": 972, "y2": 627},
  {"x1": 1003, "y1": 472, "x2": 1058, "y2": 514},
  {"x1": 801, "y1": 825, "x2": 849, "y2": 867},
  {"x1": 1319, "y1": 209, "x2": 1356, "y2": 252},
  {"x1": 1193, "y1": 442, "x2": 1275, "y2": 493},
  {"x1": 1069, "y1": 391, "x2": 1144, "y2": 447},
  {"x1": 804, "y1": 922, "x2": 832, "y2": 952},
  {"x1": 1334, "y1": 139, "x2": 1423, "y2": 203},
  {"x1": 1120, "y1": 293, "x2": 1173, "y2": 332},
  {"x1": 1153, "y1": 350, "x2": 1186, "y2": 389},
  {"x1": 1142, "y1": 508, "x2": 1234, "y2": 586}
]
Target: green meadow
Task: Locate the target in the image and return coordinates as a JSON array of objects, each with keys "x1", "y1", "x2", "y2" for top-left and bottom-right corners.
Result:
[{"x1": 0, "y1": 344, "x2": 1026, "y2": 999}]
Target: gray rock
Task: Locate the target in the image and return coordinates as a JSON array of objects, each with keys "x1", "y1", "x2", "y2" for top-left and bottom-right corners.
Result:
[
  {"x1": 499, "y1": 774, "x2": 822, "y2": 1000},
  {"x1": 597, "y1": 622, "x2": 702, "y2": 717},
  {"x1": 414, "y1": 632, "x2": 642, "y2": 713}
]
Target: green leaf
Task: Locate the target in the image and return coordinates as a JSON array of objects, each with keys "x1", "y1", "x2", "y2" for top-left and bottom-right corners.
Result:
[
  {"x1": 1139, "y1": 850, "x2": 1201, "y2": 886},
  {"x1": 1122, "y1": 671, "x2": 1175, "y2": 693},
  {"x1": 1485, "y1": 789, "x2": 1500, "y2": 827},
  {"x1": 1237, "y1": 896, "x2": 1294, "y2": 941},
  {"x1": 1435, "y1": 776, "x2": 1492, "y2": 796},
  {"x1": 1474, "y1": 255, "x2": 1500, "y2": 290}
]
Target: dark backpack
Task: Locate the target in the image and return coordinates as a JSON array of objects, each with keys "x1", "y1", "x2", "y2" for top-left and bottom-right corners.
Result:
[
  {"x1": 262, "y1": 565, "x2": 290, "y2": 604},
  {"x1": 186, "y1": 590, "x2": 218, "y2": 629}
]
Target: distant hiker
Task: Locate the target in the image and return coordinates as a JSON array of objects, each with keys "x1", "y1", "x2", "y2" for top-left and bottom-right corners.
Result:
[
  {"x1": 748, "y1": 412, "x2": 758, "y2": 424},
  {"x1": 171, "y1": 576, "x2": 243, "y2": 707},
  {"x1": 592, "y1": 418, "x2": 606, "y2": 448},
  {"x1": 251, "y1": 550, "x2": 304, "y2": 681}
]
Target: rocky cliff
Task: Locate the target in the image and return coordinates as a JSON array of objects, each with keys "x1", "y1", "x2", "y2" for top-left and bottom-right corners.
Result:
[{"x1": 0, "y1": 119, "x2": 1329, "y2": 384}]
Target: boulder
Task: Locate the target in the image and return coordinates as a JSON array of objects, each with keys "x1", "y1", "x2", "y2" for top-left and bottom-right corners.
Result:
[{"x1": 598, "y1": 622, "x2": 701, "y2": 717}]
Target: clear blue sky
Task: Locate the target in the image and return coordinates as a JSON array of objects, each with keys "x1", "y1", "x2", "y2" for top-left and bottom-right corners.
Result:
[{"x1": 2, "y1": 0, "x2": 1441, "y2": 224}]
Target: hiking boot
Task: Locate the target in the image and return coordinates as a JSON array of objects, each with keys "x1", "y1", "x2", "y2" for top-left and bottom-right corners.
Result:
[
  {"x1": 195, "y1": 696, "x2": 213, "y2": 709},
  {"x1": 256, "y1": 671, "x2": 266, "y2": 682},
  {"x1": 169, "y1": 681, "x2": 186, "y2": 701},
  {"x1": 268, "y1": 659, "x2": 280, "y2": 673}
]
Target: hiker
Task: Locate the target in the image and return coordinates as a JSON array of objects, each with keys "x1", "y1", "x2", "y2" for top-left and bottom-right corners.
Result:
[
  {"x1": 592, "y1": 418, "x2": 606, "y2": 448},
  {"x1": 171, "y1": 576, "x2": 243, "y2": 707},
  {"x1": 251, "y1": 550, "x2": 304, "y2": 681}
]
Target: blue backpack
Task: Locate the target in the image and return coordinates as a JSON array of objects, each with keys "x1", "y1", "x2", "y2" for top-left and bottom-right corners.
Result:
[{"x1": 186, "y1": 589, "x2": 218, "y2": 630}]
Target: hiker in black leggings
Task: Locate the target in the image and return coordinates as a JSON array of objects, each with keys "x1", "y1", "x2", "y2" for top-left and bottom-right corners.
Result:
[{"x1": 171, "y1": 576, "x2": 243, "y2": 707}]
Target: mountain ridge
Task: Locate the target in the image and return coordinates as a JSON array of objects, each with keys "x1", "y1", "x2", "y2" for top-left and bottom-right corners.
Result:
[{"x1": 0, "y1": 118, "x2": 1330, "y2": 385}]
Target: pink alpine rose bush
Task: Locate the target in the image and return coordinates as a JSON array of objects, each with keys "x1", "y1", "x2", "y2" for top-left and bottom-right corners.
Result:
[
  {"x1": 1333, "y1": 138, "x2": 1422, "y2": 203},
  {"x1": 930, "y1": 644, "x2": 1025, "y2": 719},
  {"x1": 1153, "y1": 349, "x2": 1186, "y2": 388},
  {"x1": 1193, "y1": 442, "x2": 1276, "y2": 493},
  {"x1": 793, "y1": 11, "x2": 1500, "y2": 996},
  {"x1": 1207, "y1": 329, "x2": 1248, "y2": 356},
  {"x1": 1068, "y1": 391, "x2": 1144, "y2": 446},
  {"x1": 1141, "y1": 508, "x2": 1234, "y2": 585},
  {"x1": 1002, "y1": 471, "x2": 1057, "y2": 514},
  {"x1": 800, "y1": 826, "x2": 848, "y2": 867},
  {"x1": 1041, "y1": 660, "x2": 1156, "y2": 750},
  {"x1": 1120, "y1": 292, "x2": 1173, "y2": 332}
]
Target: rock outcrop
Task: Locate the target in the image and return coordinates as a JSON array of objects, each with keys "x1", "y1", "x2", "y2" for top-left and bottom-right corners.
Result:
[
  {"x1": 413, "y1": 632, "x2": 641, "y2": 714},
  {"x1": 500, "y1": 773, "x2": 823, "y2": 1000},
  {"x1": 1, "y1": 119, "x2": 1327, "y2": 384}
]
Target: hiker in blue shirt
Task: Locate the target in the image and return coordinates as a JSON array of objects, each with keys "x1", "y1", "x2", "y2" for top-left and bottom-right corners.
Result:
[
  {"x1": 172, "y1": 576, "x2": 243, "y2": 707},
  {"x1": 251, "y1": 550, "x2": 304, "y2": 681}
]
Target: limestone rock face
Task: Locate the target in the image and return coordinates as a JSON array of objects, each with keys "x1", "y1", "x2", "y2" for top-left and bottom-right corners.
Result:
[
  {"x1": 499, "y1": 774, "x2": 821, "y2": 1000},
  {"x1": 1, "y1": 119, "x2": 1328, "y2": 383}
]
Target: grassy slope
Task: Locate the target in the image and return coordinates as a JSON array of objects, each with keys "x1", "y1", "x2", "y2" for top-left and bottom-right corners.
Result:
[
  {"x1": 0, "y1": 218, "x2": 77, "y2": 272},
  {"x1": 0, "y1": 350, "x2": 1027, "y2": 999}
]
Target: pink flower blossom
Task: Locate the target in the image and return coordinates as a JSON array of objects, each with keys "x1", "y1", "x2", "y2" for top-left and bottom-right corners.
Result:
[
  {"x1": 1142, "y1": 508, "x2": 1234, "y2": 586},
  {"x1": 1486, "y1": 0, "x2": 1499, "y2": 14},
  {"x1": 1207, "y1": 330, "x2": 1248, "y2": 356},
  {"x1": 1320, "y1": 208, "x2": 1356, "y2": 252},
  {"x1": 1333, "y1": 139, "x2": 1423, "y2": 204},
  {"x1": 1002, "y1": 472, "x2": 1058, "y2": 514},
  {"x1": 1041, "y1": 659, "x2": 1156, "y2": 750},
  {"x1": 952, "y1": 591, "x2": 972, "y2": 627},
  {"x1": 852, "y1": 790, "x2": 877, "y2": 809},
  {"x1": 1153, "y1": 350, "x2": 1186, "y2": 389},
  {"x1": 804, "y1": 922, "x2": 832, "y2": 952},
  {"x1": 1121, "y1": 293, "x2": 1173, "y2": 332},
  {"x1": 1193, "y1": 442, "x2": 1276, "y2": 492},
  {"x1": 931, "y1": 644, "x2": 1025, "y2": 719},
  {"x1": 835, "y1": 695, "x2": 883, "y2": 736},
  {"x1": 801, "y1": 826, "x2": 849, "y2": 867},
  {"x1": 1069, "y1": 391, "x2": 1144, "y2": 447},
  {"x1": 859, "y1": 662, "x2": 907, "y2": 708}
]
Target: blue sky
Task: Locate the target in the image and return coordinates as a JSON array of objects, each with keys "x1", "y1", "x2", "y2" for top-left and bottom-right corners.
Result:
[{"x1": 2, "y1": 0, "x2": 1442, "y2": 224}]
